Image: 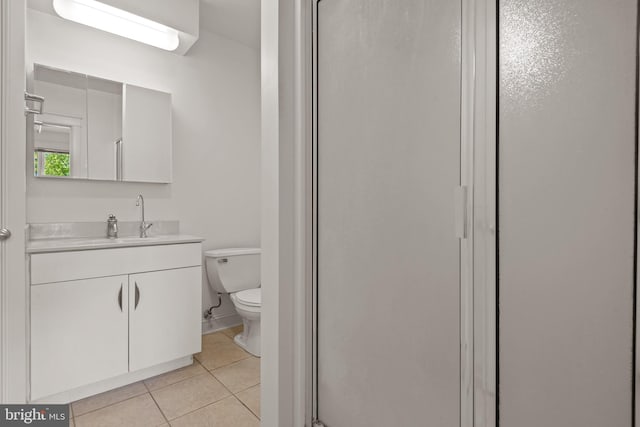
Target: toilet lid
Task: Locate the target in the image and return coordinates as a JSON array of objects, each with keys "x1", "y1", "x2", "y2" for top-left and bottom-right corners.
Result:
[{"x1": 235, "y1": 288, "x2": 261, "y2": 307}]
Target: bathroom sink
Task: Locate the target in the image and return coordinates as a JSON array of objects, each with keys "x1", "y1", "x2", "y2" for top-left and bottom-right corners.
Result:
[{"x1": 26, "y1": 234, "x2": 204, "y2": 254}]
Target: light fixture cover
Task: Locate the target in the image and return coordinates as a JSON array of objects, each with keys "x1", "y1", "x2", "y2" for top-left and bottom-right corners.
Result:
[{"x1": 52, "y1": 0, "x2": 180, "y2": 51}]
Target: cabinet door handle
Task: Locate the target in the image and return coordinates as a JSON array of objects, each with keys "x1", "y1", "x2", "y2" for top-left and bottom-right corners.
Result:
[
  {"x1": 134, "y1": 282, "x2": 140, "y2": 309},
  {"x1": 118, "y1": 284, "x2": 123, "y2": 312}
]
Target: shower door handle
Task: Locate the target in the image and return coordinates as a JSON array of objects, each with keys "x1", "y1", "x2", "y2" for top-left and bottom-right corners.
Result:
[{"x1": 454, "y1": 186, "x2": 468, "y2": 239}]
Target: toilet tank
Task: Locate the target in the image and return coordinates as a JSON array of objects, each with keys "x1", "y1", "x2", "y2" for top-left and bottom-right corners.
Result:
[{"x1": 204, "y1": 248, "x2": 261, "y2": 294}]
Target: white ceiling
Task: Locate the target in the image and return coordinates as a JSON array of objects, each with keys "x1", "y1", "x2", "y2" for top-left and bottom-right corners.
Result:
[
  {"x1": 200, "y1": 0, "x2": 260, "y2": 50},
  {"x1": 27, "y1": 0, "x2": 261, "y2": 50}
]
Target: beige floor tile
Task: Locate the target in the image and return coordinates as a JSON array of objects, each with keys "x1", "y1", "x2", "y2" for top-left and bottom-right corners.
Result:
[
  {"x1": 144, "y1": 361, "x2": 207, "y2": 391},
  {"x1": 74, "y1": 394, "x2": 165, "y2": 427},
  {"x1": 195, "y1": 332, "x2": 234, "y2": 361},
  {"x1": 200, "y1": 331, "x2": 231, "y2": 347},
  {"x1": 221, "y1": 324, "x2": 244, "y2": 339},
  {"x1": 236, "y1": 384, "x2": 260, "y2": 419},
  {"x1": 169, "y1": 396, "x2": 259, "y2": 427},
  {"x1": 151, "y1": 373, "x2": 231, "y2": 420},
  {"x1": 211, "y1": 357, "x2": 260, "y2": 394},
  {"x1": 196, "y1": 333, "x2": 251, "y2": 370},
  {"x1": 72, "y1": 381, "x2": 148, "y2": 416}
]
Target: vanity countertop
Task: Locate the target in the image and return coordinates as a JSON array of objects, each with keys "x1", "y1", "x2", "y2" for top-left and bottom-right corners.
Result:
[{"x1": 27, "y1": 234, "x2": 205, "y2": 254}]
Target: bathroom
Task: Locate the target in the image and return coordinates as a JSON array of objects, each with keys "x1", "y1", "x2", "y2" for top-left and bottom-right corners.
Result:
[
  {"x1": 16, "y1": 0, "x2": 263, "y2": 425},
  {"x1": 1, "y1": 1, "x2": 639, "y2": 427}
]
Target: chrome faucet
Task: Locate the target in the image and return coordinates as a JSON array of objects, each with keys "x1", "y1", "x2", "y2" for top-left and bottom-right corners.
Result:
[{"x1": 135, "y1": 194, "x2": 153, "y2": 238}]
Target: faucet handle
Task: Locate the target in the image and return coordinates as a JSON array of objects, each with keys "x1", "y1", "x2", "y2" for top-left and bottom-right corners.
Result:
[{"x1": 139, "y1": 221, "x2": 153, "y2": 238}]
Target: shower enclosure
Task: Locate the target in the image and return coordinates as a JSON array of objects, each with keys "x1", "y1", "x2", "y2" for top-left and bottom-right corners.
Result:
[{"x1": 309, "y1": 0, "x2": 638, "y2": 426}]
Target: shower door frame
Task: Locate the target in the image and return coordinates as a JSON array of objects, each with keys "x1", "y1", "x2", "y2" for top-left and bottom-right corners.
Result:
[{"x1": 306, "y1": 0, "x2": 497, "y2": 426}]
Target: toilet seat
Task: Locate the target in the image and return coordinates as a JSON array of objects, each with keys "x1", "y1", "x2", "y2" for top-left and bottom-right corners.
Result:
[{"x1": 234, "y1": 288, "x2": 261, "y2": 307}]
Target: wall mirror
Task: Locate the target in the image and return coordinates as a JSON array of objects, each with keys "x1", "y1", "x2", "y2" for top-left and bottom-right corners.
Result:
[{"x1": 28, "y1": 64, "x2": 173, "y2": 183}]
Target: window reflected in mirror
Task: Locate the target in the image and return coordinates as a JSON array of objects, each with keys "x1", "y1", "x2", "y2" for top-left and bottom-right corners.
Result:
[{"x1": 34, "y1": 150, "x2": 70, "y2": 177}]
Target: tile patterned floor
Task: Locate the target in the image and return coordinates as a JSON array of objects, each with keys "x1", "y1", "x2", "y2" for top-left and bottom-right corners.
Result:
[{"x1": 69, "y1": 326, "x2": 259, "y2": 427}]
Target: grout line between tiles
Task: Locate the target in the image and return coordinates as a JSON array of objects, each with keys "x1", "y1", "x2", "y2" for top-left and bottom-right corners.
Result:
[
  {"x1": 148, "y1": 371, "x2": 219, "y2": 394},
  {"x1": 141, "y1": 380, "x2": 171, "y2": 425},
  {"x1": 71, "y1": 386, "x2": 148, "y2": 418},
  {"x1": 201, "y1": 353, "x2": 253, "y2": 374},
  {"x1": 234, "y1": 382, "x2": 261, "y2": 395},
  {"x1": 147, "y1": 389, "x2": 171, "y2": 425},
  {"x1": 233, "y1": 388, "x2": 260, "y2": 420},
  {"x1": 148, "y1": 371, "x2": 235, "y2": 422},
  {"x1": 206, "y1": 369, "x2": 235, "y2": 397},
  {"x1": 167, "y1": 395, "x2": 252, "y2": 424},
  {"x1": 198, "y1": 357, "x2": 253, "y2": 372},
  {"x1": 163, "y1": 392, "x2": 236, "y2": 422}
]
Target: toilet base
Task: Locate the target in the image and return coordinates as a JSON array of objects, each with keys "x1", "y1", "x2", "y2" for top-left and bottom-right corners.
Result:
[{"x1": 234, "y1": 318, "x2": 261, "y2": 357}]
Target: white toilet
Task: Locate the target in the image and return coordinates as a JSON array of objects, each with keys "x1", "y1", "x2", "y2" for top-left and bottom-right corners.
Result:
[{"x1": 204, "y1": 248, "x2": 261, "y2": 356}]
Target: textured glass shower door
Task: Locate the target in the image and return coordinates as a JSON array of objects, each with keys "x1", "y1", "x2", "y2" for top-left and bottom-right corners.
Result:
[
  {"x1": 315, "y1": 0, "x2": 462, "y2": 426},
  {"x1": 498, "y1": 1, "x2": 637, "y2": 426}
]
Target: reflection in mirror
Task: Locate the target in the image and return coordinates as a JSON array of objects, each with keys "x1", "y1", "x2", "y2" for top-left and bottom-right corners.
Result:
[
  {"x1": 32, "y1": 64, "x2": 123, "y2": 180},
  {"x1": 33, "y1": 121, "x2": 72, "y2": 177},
  {"x1": 28, "y1": 64, "x2": 172, "y2": 183}
]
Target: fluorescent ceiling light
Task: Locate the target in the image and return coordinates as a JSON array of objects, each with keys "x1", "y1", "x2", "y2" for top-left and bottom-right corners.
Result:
[{"x1": 53, "y1": 0, "x2": 180, "y2": 51}]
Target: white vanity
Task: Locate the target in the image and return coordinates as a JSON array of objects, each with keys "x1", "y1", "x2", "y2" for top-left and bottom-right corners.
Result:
[{"x1": 27, "y1": 226, "x2": 204, "y2": 403}]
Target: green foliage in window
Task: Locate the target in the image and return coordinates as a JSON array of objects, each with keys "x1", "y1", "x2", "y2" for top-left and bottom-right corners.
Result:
[{"x1": 43, "y1": 153, "x2": 70, "y2": 177}]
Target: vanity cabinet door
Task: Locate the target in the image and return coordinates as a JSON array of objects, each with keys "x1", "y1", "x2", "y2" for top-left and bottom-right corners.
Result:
[
  {"x1": 128, "y1": 267, "x2": 201, "y2": 372},
  {"x1": 30, "y1": 276, "x2": 129, "y2": 401}
]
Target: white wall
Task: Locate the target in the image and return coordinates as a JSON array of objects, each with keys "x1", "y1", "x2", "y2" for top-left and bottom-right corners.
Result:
[{"x1": 26, "y1": 8, "x2": 261, "y2": 328}]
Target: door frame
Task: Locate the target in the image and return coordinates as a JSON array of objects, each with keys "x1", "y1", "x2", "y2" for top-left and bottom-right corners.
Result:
[
  {"x1": 260, "y1": 0, "x2": 314, "y2": 425},
  {"x1": 467, "y1": 0, "x2": 498, "y2": 425},
  {"x1": 0, "y1": 0, "x2": 27, "y2": 404}
]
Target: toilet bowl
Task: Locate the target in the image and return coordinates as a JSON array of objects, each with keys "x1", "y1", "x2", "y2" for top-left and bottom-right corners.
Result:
[{"x1": 204, "y1": 248, "x2": 261, "y2": 356}]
